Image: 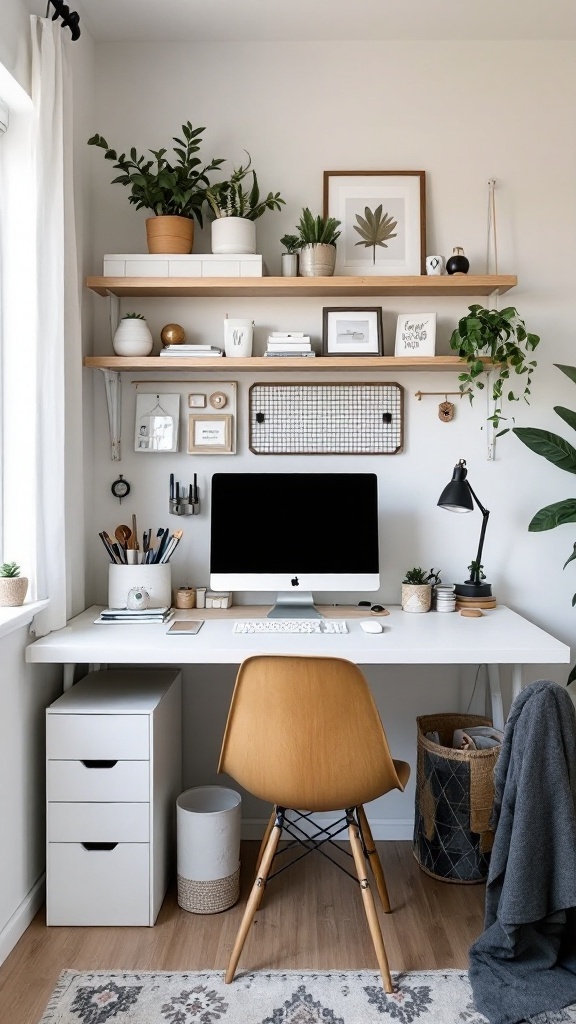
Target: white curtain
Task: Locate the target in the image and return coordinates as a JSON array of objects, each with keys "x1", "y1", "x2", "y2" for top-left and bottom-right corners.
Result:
[{"x1": 29, "y1": 17, "x2": 82, "y2": 635}]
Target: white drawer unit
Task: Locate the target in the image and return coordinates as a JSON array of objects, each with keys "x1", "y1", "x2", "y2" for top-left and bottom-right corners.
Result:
[{"x1": 46, "y1": 668, "x2": 182, "y2": 927}]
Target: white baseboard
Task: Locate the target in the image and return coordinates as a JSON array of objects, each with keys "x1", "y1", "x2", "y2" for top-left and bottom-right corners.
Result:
[
  {"x1": 0, "y1": 874, "x2": 45, "y2": 968},
  {"x1": 241, "y1": 816, "x2": 413, "y2": 842}
]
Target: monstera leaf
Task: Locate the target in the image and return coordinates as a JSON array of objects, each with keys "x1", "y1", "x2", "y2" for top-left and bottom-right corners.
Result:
[{"x1": 353, "y1": 205, "x2": 397, "y2": 265}]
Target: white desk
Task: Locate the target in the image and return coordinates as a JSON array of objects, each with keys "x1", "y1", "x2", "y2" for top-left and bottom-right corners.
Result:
[{"x1": 26, "y1": 604, "x2": 570, "y2": 730}]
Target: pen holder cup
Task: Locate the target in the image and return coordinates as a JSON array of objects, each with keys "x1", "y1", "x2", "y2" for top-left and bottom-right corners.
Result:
[
  {"x1": 170, "y1": 498, "x2": 200, "y2": 517},
  {"x1": 108, "y1": 564, "x2": 172, "y2": 609}
]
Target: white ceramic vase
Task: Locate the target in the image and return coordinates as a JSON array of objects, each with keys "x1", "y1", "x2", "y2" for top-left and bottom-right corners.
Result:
[
  {"x1": 401, "y1": 583, "x2": 432, "y2": 613},
  {"x1": 113, "y1": 318, "x2": 154, "y2": 356},
  {"x1": 211, "y1": 217, "x2": 256, "y2": 255},
  {"x1": 223, "y1": 318, "x2": 254, "y2": 357}
]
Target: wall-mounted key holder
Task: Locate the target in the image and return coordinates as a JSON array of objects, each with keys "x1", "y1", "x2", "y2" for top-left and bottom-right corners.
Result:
[{"x1": 169, "y1": 473, "x2": 200, "y2": 516}]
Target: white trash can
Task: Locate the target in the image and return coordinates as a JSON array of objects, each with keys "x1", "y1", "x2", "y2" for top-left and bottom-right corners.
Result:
[{"x1": 176, "y1": 786, "x2": 241, "y2": 914}]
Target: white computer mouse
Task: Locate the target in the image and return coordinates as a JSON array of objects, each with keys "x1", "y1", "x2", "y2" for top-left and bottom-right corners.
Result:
[{"x1": 360, "y1": 619, "x2": 383, "y2": 634}]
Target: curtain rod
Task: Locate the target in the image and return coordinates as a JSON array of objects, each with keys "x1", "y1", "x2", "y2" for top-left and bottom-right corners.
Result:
[{"x1": 45, "y1": 0, "x2": 80, "y2": 41}]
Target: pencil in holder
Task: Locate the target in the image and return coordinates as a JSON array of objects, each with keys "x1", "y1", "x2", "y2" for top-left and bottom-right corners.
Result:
[{"x1": 170, "y1": 498, "x2": 200, "y2": 516}]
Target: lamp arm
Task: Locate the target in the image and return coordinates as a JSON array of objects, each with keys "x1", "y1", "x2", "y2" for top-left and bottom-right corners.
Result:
[
  {"x1": 468, "y1": 510, "x2": 490, "y2": 584},
  {"x1": 466, "y1": 482, "x2": 489, "y2": 517}
]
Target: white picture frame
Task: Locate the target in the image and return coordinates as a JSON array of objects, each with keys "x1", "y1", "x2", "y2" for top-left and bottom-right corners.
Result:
[
  {"x1": 134, "y1": 393, "x2": 180, "y2": 452},
  {"x1": 394, "y1": 313, "x2": 437, "y2": 357},
  {"x1": 188, "y1": 414, "x2": 233, "y2": 454}
]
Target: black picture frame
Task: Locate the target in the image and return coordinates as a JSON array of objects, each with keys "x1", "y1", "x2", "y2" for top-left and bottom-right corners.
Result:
[{"x1": 322, "y1": 307, "x2": 384, "y2": 356}]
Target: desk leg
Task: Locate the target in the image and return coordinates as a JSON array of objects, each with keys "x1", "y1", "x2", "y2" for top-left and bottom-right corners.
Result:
[
  {"x1": 511, "y1": 664, "x2": 523, "y2": 704},
  {"x1": 487, "y1": 665, "x2": 504, "y2": 731},
  {"x1": 63, "y1": 664, "x2": 76, "y2": 692}
]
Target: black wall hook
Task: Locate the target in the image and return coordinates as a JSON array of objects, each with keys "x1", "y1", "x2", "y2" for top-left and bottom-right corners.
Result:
[{"x1": 45, "y1": 0, "x2": 81, "y2": 40}]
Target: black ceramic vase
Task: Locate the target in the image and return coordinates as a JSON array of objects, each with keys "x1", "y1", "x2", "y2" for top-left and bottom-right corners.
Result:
[{"x1": 446, "y1": 247, "x2": 470, "y2": 275}]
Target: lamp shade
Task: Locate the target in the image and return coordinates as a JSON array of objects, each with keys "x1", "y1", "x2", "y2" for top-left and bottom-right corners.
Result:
[{"x1": 437, "y1": 461, "x2": 473, "y2": 512}]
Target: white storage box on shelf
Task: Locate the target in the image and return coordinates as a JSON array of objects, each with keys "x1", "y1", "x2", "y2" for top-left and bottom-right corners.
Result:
[
  {"x1": 176, "y1": 786, "x2": 241, "y2": 914},
  {"x1": 103, "y1": 253, "x2": 265, "y2": 278},
  {"x1": 46, "y1": 668, "x2": 182, "y2": 926}
]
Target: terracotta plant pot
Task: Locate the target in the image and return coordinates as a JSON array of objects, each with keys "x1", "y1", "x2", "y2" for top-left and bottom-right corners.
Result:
[
  {"x1": 0, "y1": 577, "x2": 28, "y2": 607},
  {"x1": 401, "y1": 583, "x2": 432, "y2": 613},
  {"x1": 146, "y1": 216, "x2": 194, "y2": 255}
]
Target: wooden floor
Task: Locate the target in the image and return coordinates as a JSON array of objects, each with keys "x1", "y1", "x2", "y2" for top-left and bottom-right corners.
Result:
[{"x1": 0, "y1": 841, "x2": 485, "y2": 1024}]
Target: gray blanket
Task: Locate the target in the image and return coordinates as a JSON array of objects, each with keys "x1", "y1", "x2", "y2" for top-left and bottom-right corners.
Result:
[{"x1": 469, "y1": 680, "x2": 576, "y2": 1024}]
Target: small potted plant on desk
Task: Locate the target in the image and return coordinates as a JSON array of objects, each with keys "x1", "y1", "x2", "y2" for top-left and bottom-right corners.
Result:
[
  {"x1": 296, "y1": 208, "x2": 341, "y2": 277},
  {"x1": 401, "y1": 567, "x2": 441, "y2": 613},
  {"x1": 206, "y1": 151, "x2": 285, "y2": 255},
  {"x1": 88, "y1": 121, "x2": 225, "y2": 254},
  {"x1": 280, "y1": 234, "x2": 301, "y2": 277},
  {"x1": 0, "y1": 562, "x2": 28, "y2": 607}
]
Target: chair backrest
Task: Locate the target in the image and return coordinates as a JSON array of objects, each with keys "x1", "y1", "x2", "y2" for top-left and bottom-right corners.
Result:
[{"x1": 218, "y1": 654, "x2": 405, "y2": 812}]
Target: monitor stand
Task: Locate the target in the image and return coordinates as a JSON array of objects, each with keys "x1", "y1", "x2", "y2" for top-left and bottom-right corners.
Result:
[{"x1": 267, "y1": 592, "x2": 322, "y2": 619}]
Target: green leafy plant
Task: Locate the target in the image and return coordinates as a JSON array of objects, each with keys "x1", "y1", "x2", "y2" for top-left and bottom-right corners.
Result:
[
  {"x1": 403, "y1": 567, "x2": 442, "y2": 585},
  {"x1": 449, "y1": 305, "x2": 540, "y2": 434},
  {"x1": 296, "y1": 208, "x2": 341, "y2": 247},
  {"x1": 87, "y1": 122, "x2": 225, "y2": 225},
  {"x1": 280, "y1": 234, "x2": 301, "y2": 254},
  {"x1": 206, "y1": 152, "x2": 284, "y2": 221},
  {"x1": 467, "y1": 560, "x2": 486, "y2": 581},
  {"x1": 0, "y1": 562, "x2": 21, "y2": 578},
  {"x1": 122, "y1": 312, "x2": 146, "y2": 319},
  {"x1": 353, "y1": 205, "x2": 397, "y2": 265}
]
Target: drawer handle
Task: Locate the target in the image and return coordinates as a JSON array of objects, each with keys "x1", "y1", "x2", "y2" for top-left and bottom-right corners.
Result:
[
  {"x1": 81, "y1": 842, "x2": 118, "y2": 852},
  {"x1": 80, "y1": 760, "x2": 118, "y2": 769}
]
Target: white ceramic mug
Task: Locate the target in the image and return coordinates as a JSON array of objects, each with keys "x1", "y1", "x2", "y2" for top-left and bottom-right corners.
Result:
[
  {"x1": 224, "y1": 318, "x2": 254, "y2": 358},
  {"x1": 426, "y1": 255, "x2": 445, "y2": 276}
]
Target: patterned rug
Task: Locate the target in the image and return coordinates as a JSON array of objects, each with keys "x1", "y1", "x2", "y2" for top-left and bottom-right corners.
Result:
[{"x1": 37, "y1": 969, "x2": 576, "y2": 1024}]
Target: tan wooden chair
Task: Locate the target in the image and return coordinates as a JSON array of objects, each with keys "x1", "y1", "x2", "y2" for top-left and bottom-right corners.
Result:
[{"x1": 218, "y1": 654, "x2": 410, "y2": 990}]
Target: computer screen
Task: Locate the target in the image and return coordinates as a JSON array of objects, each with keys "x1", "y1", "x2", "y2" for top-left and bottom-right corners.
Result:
[{"x1": 210, "y1": 473, "x2": 380, "y2": 611}]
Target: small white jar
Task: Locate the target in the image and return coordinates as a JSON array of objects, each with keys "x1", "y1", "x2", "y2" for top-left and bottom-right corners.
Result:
[
  {"x1": 211, "y1": 217, "x2": 256, "y2": 255},
  {"x1": 223, "y1": 318, "x2": 254, "y2": 358},
  {"x1": 113, "y1": 317, "x2": 154, "y2": 356}
]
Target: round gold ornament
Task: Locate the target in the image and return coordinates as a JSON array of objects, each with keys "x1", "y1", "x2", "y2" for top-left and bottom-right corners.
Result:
[{"x1": 160, "y1": 323, "x2": 186, "y2": 347}]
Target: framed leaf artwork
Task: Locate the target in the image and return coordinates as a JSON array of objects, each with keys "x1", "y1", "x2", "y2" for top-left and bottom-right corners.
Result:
[{"x1": 323, "y1": 171, "x2": 426, "y2": 276}]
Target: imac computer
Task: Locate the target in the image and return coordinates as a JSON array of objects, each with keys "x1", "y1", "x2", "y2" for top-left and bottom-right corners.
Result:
[{"x1": 210, "y1": 472, "x2": 380, "y2": 617}]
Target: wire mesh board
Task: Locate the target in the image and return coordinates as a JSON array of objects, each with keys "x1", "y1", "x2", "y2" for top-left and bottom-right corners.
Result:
[{"x1": 249, "y1": 382, "x2": 403, "y2": 455}]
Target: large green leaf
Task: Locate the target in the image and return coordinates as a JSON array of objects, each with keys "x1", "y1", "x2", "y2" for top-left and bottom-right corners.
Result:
[
  {"x1": 513, "y1": 427, "x2": 576, "y2": 473},
  {"x1": 554, "y1": 406, "x2": 576, "y2": 434},
  {"x1": 555, "y1": 364, "x2": 576, "y2": 386},
  {"x1": 528, "y1": 499, "x2": 576, "y2": 531}
]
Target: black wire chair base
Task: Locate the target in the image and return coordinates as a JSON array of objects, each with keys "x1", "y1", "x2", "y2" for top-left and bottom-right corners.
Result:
[{"x1": 264, "y1": 806, "x2": 369, "y2": 886}]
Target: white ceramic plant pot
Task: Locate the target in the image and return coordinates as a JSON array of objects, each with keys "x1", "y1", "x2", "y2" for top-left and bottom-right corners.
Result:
[
  {"x1": 223, "y1": 318, "x2": 254, "y2": 358},
  {"x1": 298, "y1": 243, "x2": 336, "y2": 277},
  {"x1": 112, "y1": 318, "x2": 154, "y2": 357},
  {"x1": 211, "y1": 217, "x2": 256, "y2": 255},
  {"x1": 281, "y1": 253, "x2": 299, "y2": 277},
  {"x1": 0, "y1": 577, "x2": 28, "y2": 607},
  {"x1": 401, "y1": 583, "x2": 432, "y2": 613}
]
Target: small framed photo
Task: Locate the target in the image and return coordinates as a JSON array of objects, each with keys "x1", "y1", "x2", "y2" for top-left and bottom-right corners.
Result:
[
  {"x1": 323, "y1": 170, "x2": 426, "y2": 276},
  {"x1": 394, "y1": 313, "x2": 437, "y2": 357},
  {"x1": 188, "y1": 414, "x2": 233, "y2": 453},
  {"x1": 134, "y1": 393, "x2": 180, "y2": 453},
  {"x1": 188, "y1": 393, "x2": 206, "y2": 408},
  {"x1": 322, "y1": 307, "x2": 383, "y2": 356}
]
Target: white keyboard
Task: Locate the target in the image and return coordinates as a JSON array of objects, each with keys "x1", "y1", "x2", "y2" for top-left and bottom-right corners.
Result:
[{"x1": 232, "y1": 619, "x2": 348, "y2": 634}]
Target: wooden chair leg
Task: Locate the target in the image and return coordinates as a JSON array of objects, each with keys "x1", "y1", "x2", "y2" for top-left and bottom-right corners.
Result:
[
  {"x1": 225, "y1": 817, "x2": 282, "y2": 983},
  {"x1": 358, "y1": 804, "x2": 391, "y2": 913},
  {"x1": 253, "y1": 809, "x2": 276, "y2": 910},
  {"x1": 348, "y1": 818, "x2": 394, "y2": 994}
]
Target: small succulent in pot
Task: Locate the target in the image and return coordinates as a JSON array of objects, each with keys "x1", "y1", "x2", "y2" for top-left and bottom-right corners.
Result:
[
  {"x1": 280, "y1": 234, "x2": 301, "y2": 255},
  {"x1": 295, "y1": 208, "x2": 341, "y2": 277},
  {"x1": 402, "y1": 567, "x2": 442, "y2": 585},
  {"x1": 401, "y1": 567, "x2": 441, "y2": 613},
  {"x1": 122, "y1": 312, "x2": 146, "y2": 319},
  {"x1": 280, "y1": 234, "x2": 301, "y2": 277},
  {"x1": 0, "y1": 562, "x2": 28, "y2": 607}
]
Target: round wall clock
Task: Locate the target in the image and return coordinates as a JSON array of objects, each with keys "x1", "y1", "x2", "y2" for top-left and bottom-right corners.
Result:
[{"x1": 111, "y1": 474, "x2": 131, "y2": 503}]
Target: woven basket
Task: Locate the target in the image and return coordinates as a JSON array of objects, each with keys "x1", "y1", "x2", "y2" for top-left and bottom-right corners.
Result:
[
  {"x1": 177, "y1": 865, "x2": 240, "y2": 915},
  {"x1": 413, "y1": 713, "x2": 500, "y2": 883}
]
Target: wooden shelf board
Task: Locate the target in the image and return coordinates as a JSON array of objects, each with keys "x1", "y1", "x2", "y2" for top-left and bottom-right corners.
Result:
[
  {"x1": 84, "y1": 355, "x2": 492, "y2": 373},
  {"x1": 86, "y1": 274, "x2": 517, "y2": 298}
]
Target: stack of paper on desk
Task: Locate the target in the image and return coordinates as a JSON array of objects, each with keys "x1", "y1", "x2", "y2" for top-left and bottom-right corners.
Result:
[{"x1": 94, "y1": 607, "x2": 174, "y2": 624}]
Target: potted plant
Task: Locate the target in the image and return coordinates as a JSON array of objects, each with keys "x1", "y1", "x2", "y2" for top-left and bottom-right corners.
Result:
[
  {"x1": 401, "y1": 567, "x2": 441, "y2": 613},
  {"x1": 280, "y1": 234, "x2": 300, "y2": 277},
  {"x1": 112, "y1": 312, "x2": 154, "y2": 356},
  {"x1": 449, "y1": 304, "x2": 540, "y2": 434},
  {"x1": 206, "y1": 151, "x2": 285, "y2": 255},
  {"x1": 88, "y1": 122, "x2": 225, "y2": 255},
  {"x1": 0, "y1": 562, "x2": 28, "y2": 607},
  {"x1": 295, "y1": 208, "x2": 341, "y2": 277}
]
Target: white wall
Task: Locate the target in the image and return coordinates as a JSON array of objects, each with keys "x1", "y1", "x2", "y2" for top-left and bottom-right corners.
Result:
[
  {"x1": 0, "y1": 0, "x2": 35, "y2": 95},
  {"x1": 85, "y1": 40, "x2": 576, "y2": 834}
]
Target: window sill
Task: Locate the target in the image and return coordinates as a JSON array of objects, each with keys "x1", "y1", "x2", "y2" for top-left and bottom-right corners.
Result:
[{"x1": 0, "y1": 599, "x2": 49, "y2": 641}]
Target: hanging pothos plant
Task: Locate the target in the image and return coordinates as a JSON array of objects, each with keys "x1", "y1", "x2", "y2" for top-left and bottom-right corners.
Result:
[{"x1": 449, "y1": 304, "x2": 540, "y2": 434}]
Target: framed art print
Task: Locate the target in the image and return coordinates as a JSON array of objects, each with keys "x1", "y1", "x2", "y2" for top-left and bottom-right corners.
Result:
[
  {"x1": 134, "y1": 393, "x2": 180, "y2": 452},
  {"x1": 323, "y1": 170, "x2": 426, "y2": 276},
  {"x1": 188, "y1": 414, "x2": 234, "y2": 454},
  {"x1": 395, "y1": 313, "x2": 437, "y2": 357},
  {"x1": 322, "y1": 307, "x2": 383, "y2": 356}
]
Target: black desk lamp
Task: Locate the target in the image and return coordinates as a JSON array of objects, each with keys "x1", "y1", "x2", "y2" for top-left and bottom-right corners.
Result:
[{"x1": 437, "y1": 459, "x2": 492, "y2": 597}]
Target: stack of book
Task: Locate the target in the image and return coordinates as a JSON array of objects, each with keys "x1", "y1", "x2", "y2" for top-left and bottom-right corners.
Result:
[
  {"x1": 265, "y1": 332, "x2": 315, "y2": 358},
  {"x1": 160, "y1": 344, "x2": 222, "y2": 358},
  {"x1": 94, "y1": 607, "x2": 174, "y2": 624}
]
